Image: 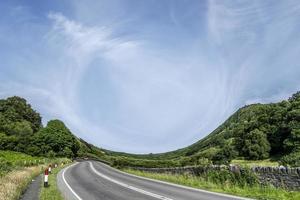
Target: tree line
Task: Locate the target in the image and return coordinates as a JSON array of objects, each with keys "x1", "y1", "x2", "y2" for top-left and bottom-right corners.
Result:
[
  {"x1": 0, "y1": 96, "x2": 94, "y2": 158},
  {"x1": 107, "y1": 92, "x2": 300, "y2": 167},
  {"x1": 0, "y1": 92, "x2": 299, "y2": 167}
]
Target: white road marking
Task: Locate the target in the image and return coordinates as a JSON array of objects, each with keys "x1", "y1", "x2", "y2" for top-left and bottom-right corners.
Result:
[
  {"x1": 62, "y1": 163, "x2": 83, "y2": 200},
  {"x1": 99, "y1": 162, "x2": 252, "y2": 200},
  {"x1": 89, "y1": 162, "x2": 173, "y2": 200}
]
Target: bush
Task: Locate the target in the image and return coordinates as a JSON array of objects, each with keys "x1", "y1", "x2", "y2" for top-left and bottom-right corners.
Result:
[
  {"x1": 212, "y1": 144, "x2": 237, "y2": 165},
  {"x1": 197, "y1": 158, "x2": 211, "y2": 166},
  {"x1": 206, "y1": 167, "x2": 258, "y2": 187},
  {"x1": 0, "y1": 158, "x2": 13, "y2": 175},
  {"x1": 236, "y1": 129, "x2": 271, "y2": 160},
  {"x1": 280, "y1": 151, "x2": 300, "y2": 167}
]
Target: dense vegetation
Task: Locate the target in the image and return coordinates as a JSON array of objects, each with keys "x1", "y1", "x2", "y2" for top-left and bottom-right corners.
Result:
[
  {"x1": 0, "y1": 150, "x2": 70, "y2": 200},
  {"x1": 0, "y1": 92, "x2": 299, "y2": 168},
  {"x1": 0, "y1": 150, "x2": 70, "y2": 176},
  {"x1": 106, "y1": 92, "x2": 300, "y2": 167},
  {"x1": 125, "y1": 169, "x2": 300, "y2": 200},
  {"x1": 0, "y1": 150, "x2": 41, "y2": 176},
  {"x1": 0, "y1": 96, "x2": 103, "y2": 159}
]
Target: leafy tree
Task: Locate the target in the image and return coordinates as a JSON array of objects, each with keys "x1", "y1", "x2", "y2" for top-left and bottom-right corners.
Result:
[
  {"x1": 6, "y1": 121, "x2": 33, "y2": 136},
  {"x1": 283, "y1": 129, "x2": 300, "y2": 152},
  {"x1": 47, "y1": 150, "x2": 56, "y2": 158},
  {"x1": 212, "y1": 143, "x2": 237, "y2": 165},
  {"x1": 0, "y1": 96, "x2": 41, "y2": 133},
  {"x1": 239, "y1": 129, "x2": 271, "y2": 160},
  {"x1": 280, "y1": 151, "x2": 300, "y2": 167},
  {"x1": 197, "y1": 158, "x2": 211, "y2": 166},
  {"x1": 288, "y1": 91, "x2": 300, "y2": 102},
  {"x1": 179, "y1": 157, "x2": 192, "y2": 166},
  {"x1": 31, "y1": 120, "x2": 80, "y2": 158},
  {"x1": 63, "y1": 147, "x2": 74, "y2": 158}
]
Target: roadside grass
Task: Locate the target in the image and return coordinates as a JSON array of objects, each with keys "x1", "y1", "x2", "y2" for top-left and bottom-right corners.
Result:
[
  {"x1": 39, "y1": 163, "x2": 72, "y2": 200},
  {"x1": 124, "y1": 169, "x2": 300, "y2": 200},
  {"x1": 0, "y1": 151, "x2": 44, "y2": 176},
  {"x1": 231, "y1": 159, "x2": 279, "y2": 167},
  {"x1": 0, "y1": 165, "x2": 42, "y2": 200},
  {"x1": 0, "y1": 150, "x2": 70, "y2": 200}
]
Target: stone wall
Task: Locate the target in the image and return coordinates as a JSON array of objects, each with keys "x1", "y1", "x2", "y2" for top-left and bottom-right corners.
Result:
[
  {"x1": 253, "y1": 166, "x2": 300, "y2": 190},
  {"x1": 130, "y1": 165, "x2": 300, "y2": 190}
]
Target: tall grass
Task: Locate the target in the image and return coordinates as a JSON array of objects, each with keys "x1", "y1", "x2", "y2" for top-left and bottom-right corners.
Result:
[
  {"x1": 0, "y1": 151, "x2": 46, "y2": 176},
  {"x1": 0, "y1": 166, "x2": 42, "y2": 200},
  {"x1": 231, "y1": 159, "x2": 279, "y2": 167},
  {"x1": 0, "y1": 150, "x2": 70, "y2": 200},
  {"x1": 124, "y1": 169, "x2": 300, "y2": 200},
  {"x1": 0, "y1": 151, "x2": 70, "y2": 175}
]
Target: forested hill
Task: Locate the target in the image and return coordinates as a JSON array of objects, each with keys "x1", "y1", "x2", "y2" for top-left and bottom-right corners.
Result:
[
  {"x1": 105, "y1": 92, "x2": 300, "y2": 167},
  {"x1": 0, "y1": 96, "x2": 104, "y2": 159},
  {"x1": 1, "y1": 92, "x2": 299, "y2": 168}
]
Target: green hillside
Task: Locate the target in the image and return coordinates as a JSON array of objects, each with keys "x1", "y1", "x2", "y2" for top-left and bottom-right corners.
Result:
[
  {"x1": 0, "y1": 92, "x2": 299, "y2": 168},
  {"x1": 0, "y1": 96, "x2": 104, "y2": 160},
  {"x1": 105, "y1": 92, "x2": 300, "y2": 167}
]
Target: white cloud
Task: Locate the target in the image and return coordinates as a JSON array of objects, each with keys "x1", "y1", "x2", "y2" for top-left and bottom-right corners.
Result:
[
  {"x1": 2, "y1": 12, "x2": 141, "y2": 150},
  {"x1": 42, "y1": 12, "x2": 235, "y2": 153},
  {"x1": 1, "y1": 1, "x2": 300, "y2": 153}
]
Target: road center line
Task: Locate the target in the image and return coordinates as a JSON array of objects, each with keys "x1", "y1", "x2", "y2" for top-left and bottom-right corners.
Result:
[
  {"x1": 62, "y1": 163, "x2": 83, "y2": 200},
  {"x1": 89, "y1": 162, "x2": 173, "y2": 200}
]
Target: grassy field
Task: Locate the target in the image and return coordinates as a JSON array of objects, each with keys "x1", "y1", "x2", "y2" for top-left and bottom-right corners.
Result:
[
  {"x1": 231, "y1": 159, "x2": 279, "y2": 167},
  {"x1": 124, "y1": 169, "x2": 300, "y2": 200},
  {"x1": 0, "y1": 151, "x2": 45, "y2": 176},
  {"x1": 39, "y1": 163, "x2": 71, "y2": 200},
  {"x1": 0, "y1": 150, "x2": 70, "y2": 200},
  {"x1": 0, "y1": 165, "x2": 42, "y2": 200}
]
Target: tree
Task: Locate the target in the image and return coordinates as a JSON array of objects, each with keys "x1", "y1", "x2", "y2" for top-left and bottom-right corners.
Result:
[
  {"x1": 31, "y1": 120, "x2": 80, "y2": 157},
  {"x1": 280, "y1": 151, "x2": 300, "y2": 167},
  {"x1": 0, "y1": 96, "x2": 42, "y2": 133},
  {"x1": 212, "y1": 143, "x2": 237, "y2": 165},
  {"x1": 240, "y1": 129, "x2": 271, "y2": 160},
  {"x1": 63, "y1": 147, "x2": 74, "y2": 158},
  {"x1": 288, "y1": 91, "x2": 300, "y2": 102},
  {"x1": 47, "y1": 150, "x2": 56, "y2": 158},
  {"x1": 284, "y1": 129, "x2": 300, "y2": 152},
  {"x1": 6, "y1": 121, "x2": 33, "y2": 136}
]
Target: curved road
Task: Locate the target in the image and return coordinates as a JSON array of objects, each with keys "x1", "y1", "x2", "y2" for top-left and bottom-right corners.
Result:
[{"x1": 57, "y1": 161, "x2": 251, "y2": 200}]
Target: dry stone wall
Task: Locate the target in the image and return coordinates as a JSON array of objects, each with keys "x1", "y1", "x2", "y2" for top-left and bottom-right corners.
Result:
[{"x1": 131, "y1": 165, "x2": 300, "y2": 190}]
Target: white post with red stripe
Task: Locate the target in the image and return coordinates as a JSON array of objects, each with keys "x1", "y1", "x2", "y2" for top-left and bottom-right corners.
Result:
[
  {"x1": 44, "y1": 168, "x2": 49, "y2": 187},
  {"x1": 48, "y1": 164, "x2": 52, "y2": 174}
]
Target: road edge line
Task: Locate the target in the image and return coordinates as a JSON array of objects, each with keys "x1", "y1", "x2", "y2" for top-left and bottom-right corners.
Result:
[
  {"x1": 89, "y1": 161, "x2": 173, "y2": 200},
  {"x1": 61, "y1": 163, "x2": 83, "y2": 200},
  {"x1": 97, "y1": 162, "x2": 252, "y2": 200}
]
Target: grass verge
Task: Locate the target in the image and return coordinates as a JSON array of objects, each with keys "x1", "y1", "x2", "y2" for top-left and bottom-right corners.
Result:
[
  {"x1": 0, "y1": 151, "x2": 44, "y2": 177},
  {"x1": 0, "y1": 150, "x2": 71, "y2": 200},
  {"x1": 230, "y1": 159, "x2": 279, "y2": 167},
  {"x1": 124, "y1": 169, "x2": 300, "y2": 200},
  {"x1": 39, "y1": 163, "x2": 71, "y2": 200},
  {"x1": 0, "y1": 165, "x2": 43, "y2": 200}
]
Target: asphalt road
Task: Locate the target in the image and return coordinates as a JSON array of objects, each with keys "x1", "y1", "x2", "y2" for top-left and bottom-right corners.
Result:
[{"x1": 57, "y1": 161, "x2": 251, "y2": 200}]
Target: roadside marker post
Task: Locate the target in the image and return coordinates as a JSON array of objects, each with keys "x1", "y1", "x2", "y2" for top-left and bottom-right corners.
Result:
[
  {"x1": 44, "y1": 168, "x2": 49, "y2": 187},
  {"x1": 49, "y1": 165, "x2": 52, "y2": 174}
]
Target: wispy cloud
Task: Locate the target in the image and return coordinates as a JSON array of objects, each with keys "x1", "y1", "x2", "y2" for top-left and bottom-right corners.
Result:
[
  {"x1": 1, "y1": 1, "x2": 300, "y2": 153},
  {"x1": 1, "y1": 10, "x2": 141, "y2": 150}
]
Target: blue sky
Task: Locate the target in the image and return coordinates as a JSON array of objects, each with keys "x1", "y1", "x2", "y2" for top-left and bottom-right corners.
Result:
[{"x1": 1, "y1": 0, "x2": 300, "y2": 153}]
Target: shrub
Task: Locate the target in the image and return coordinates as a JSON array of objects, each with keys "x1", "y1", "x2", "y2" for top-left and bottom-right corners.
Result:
[
  {"x1": 206, "y1": 167, "x2": 258, "y2": 187},
  {"x1": 0, "y1": 158, "x2": 13, "y2": 175},
  {"x1": 280, "y1": 151, "x2": 300, "y2": 167}
]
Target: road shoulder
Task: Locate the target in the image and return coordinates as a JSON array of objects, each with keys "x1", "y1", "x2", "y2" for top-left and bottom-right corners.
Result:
[
  {"x1": 20, "y1": 174, "x2": 42, "y2": 200},
  {"x1": 56, "y1": 163, "x2": 80, "y2": 200}
]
